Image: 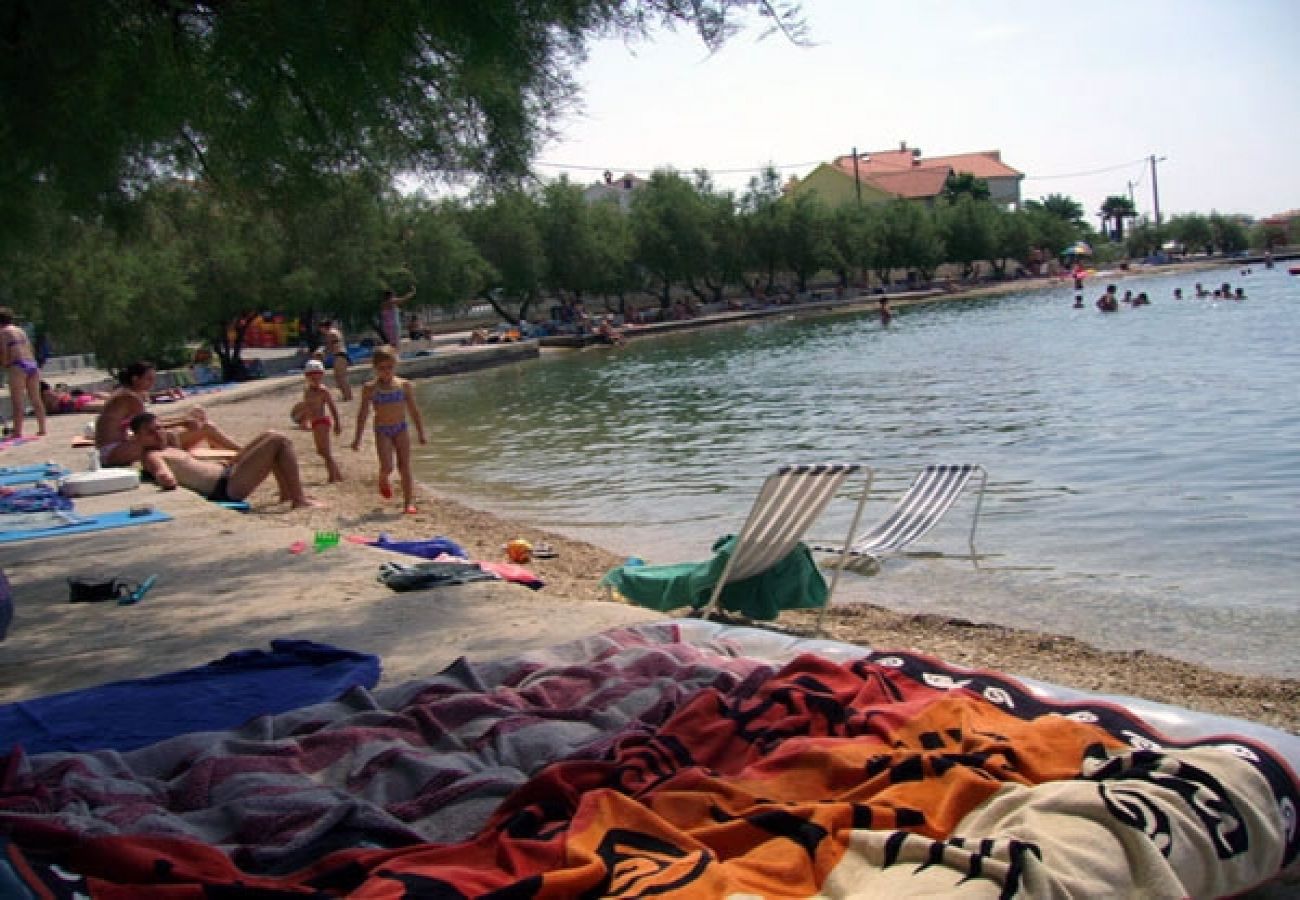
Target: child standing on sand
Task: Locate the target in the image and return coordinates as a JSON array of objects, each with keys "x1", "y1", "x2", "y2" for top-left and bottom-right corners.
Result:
[
  {"x1": 351, "y1": 345, "x2": 425, "y2": 513},
  {"x1": 292, "y1": 359, "x2": 343, "y2": 482}
]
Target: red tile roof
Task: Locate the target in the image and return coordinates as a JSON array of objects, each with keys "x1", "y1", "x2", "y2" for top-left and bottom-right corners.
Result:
[
  {"x1": 922, "y1": 151, "x2": 1022, "y2": 179},
  {"x1": 832, "y1": 148, "x2": 1023, "y2": 182},
  {"x1": 862, "y1": 166, "x2": 953, "y2": 199}
]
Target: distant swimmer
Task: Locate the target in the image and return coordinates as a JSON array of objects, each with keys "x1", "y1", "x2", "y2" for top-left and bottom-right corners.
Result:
[
  {"x1": 1073, "y1": 294, "x2": 1084, "y2": 308},
  {"x1": 1173, "y1": 288, "x2": 1184, "y2": 300},
  {"x1": 1235, "y1": 288, "x2": 1246, "y2": 300},
  {"x1": 1096, "y1": 285, "x2": 1119, "y2": 313}
]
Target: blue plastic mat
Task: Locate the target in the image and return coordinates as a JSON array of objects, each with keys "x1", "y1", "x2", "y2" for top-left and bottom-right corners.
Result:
[{"x1": 0, "y1": 507, "x2": 172, "y2": 544}]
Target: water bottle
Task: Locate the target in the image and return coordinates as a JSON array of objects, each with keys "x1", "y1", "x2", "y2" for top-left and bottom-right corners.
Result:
[{"x1": 87, "y1": 450, "x2": 99, "y2": 472}]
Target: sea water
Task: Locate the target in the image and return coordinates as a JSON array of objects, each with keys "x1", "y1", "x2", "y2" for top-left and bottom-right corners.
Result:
[{"x1": 413, "y1": 266, "x2": 1300, "y2": 677}]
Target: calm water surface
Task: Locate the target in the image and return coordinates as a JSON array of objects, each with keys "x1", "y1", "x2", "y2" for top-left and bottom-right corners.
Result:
[{"x1": 412, "y1": 267, "x2": 1300, "y2": 677}]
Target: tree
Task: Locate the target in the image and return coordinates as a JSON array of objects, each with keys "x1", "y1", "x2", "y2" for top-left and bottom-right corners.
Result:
[
  {"x1": 937, "y1": 196, "x2": 997, "y2": 280},
  {"x1": 692, "y1": 172, "x2": 745, "y2": 303},
  {"x1": 739, "y1": 166, "x2": 789, "y2": 293},
  {"x1": 1022, "y1": 205, "x2": 1079, "y2": 257},
  {"x1": 878, "y1": 201, "x2": 944, "y2": 284},
  {"x1": 942, "y1": 172, "x2": 990, "y2": 202},
  {"x1": 1208, "y1": 213, "x2": 1249, "y2": 255},
  {"x1": 1025, "y1": 193, "x2": 1085, "y2": 228},
  {"x1": 1099, "y1": 195, "x2": 1138, "y2": 243},
  {"x1": 460, "y1": 189, "x2": 546, "y2": 322},
  {"x1": 394, "y1": 195, "x2": 491, "y2": 315},
  {"x1": 783, "y1": 192, "x2": 833, "y2": 292},
  {"x1": 584, "y1": 199, "x2": 641, "y2": 312},
  {"x1": 153, "y1": 186, "x2": 289, "y2": 379},
  {"x1": 1166, "y1": 213, "x2": 1212, "y2": 255},
  {"x1": 630, "y1": 170, "x2": 715, "y2": 307},
  {"x1": 1124, "y1": 221, "x2": 1160, "y2": 259},
  {"x1": 1, "y1": 195, "x2": 193, "y2": 371},
  {"x1": 273, "y1": 174, "x2": 396, "y2": 342},
  {"x1": 536, "y1": 177, "x2": 605, "y2": 302},
  {"x1": 990, "y1": 207, "x2": 1033, "y2": 278},
  {"x1": 827, "y1": 204, "x2": 879, "y2": 288},
  {"x1": 0, "y1": 1, "x2": 806, "y2": 251}
]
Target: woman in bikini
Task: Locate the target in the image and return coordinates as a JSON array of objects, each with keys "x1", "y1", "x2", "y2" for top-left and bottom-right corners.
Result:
[
  {"x1": 0, "y1": 306, "x2": 47, "y2": 437},
  {"x1": 94, "y1": 361, "x2": 241, "y2": 466},
  {"x1": 351, "y1": 345, "x2": 426, "y2": 514},
  {"x1": 319, "y1": 318, "x2": 352, "y2": 402}
]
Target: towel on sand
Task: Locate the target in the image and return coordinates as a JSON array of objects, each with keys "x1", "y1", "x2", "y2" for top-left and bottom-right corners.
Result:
[{"x1": 0, "y1": 640, "x2": 381, "y2": 754}]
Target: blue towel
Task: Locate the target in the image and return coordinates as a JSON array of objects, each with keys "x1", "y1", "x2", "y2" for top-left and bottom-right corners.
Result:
[
  {"x1": 0, "y1": 640, "x2": 382, "y2": 755},
  {"x1": 0, "y1": 507, "x2": 171, "y2": 544},
  {"x1": 369, "y1": 532, "x2": 469, "y2": 560}
]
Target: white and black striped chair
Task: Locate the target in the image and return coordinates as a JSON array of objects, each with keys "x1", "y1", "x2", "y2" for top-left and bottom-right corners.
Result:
[
  {"x1": 698, "y1": 463, "x2": 874, "y2": 631},
  {"x1": 812, "y1": 464, "x2": 988, "y2": 567}
]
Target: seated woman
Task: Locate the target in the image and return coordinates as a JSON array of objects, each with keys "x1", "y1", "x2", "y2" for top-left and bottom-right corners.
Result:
[
  {"x1": 40, "y1": 382, "x2": 111, "y2": 415},
  {"x1": 94, "y1": 361, "x2": 241, "y2": 466}
]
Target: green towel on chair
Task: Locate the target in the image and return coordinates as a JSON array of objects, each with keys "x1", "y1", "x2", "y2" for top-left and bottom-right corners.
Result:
[{"x1": 599, "y1": 535, "x2": 828, "y2": 621}]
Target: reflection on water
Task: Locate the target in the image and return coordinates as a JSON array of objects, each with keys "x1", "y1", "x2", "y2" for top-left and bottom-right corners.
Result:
[{"x1": 413, "y1": 269, "x2": 1300, "y2": 677}]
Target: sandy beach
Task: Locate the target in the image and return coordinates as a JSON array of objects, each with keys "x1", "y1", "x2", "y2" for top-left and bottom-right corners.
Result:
[
  {"x1": 99, "y1": 368, "x2": 1300, "y2": 727},
  {"x1": 3, "y1": 283, "x2": 1297, "y2": 738}
]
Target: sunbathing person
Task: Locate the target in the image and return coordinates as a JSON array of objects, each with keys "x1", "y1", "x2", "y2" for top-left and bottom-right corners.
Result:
[
  {"x1": 132, "y1": 412, "x2": 323, "y2": 509},
  {"x1": 40, "y1": 382, "x2": 111, "y2": 414},
  {"x1": 95, "y1": 361, "x2": 240, "y2": 466}
]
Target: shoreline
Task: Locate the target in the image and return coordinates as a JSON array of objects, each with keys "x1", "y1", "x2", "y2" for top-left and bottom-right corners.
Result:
[
  {"x1": 208, "y1": 378, "x2": 1300, "y2": 736},
  {"x1": 5, "y1": 263, "x2": 1297, "y2": 737}
]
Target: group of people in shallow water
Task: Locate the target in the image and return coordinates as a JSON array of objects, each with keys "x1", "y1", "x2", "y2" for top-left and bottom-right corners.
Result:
[
  {"x1": 88, "y1": 345, "x2": 427, "y2": 514},
  {"x1": 1076, "y1": 279, "x2": 1247, "y2": 312}
]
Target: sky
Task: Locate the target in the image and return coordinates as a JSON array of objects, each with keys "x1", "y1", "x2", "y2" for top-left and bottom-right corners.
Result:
[{"x1": 538, "y1": 0, "x2": 1300, "y2": 221}]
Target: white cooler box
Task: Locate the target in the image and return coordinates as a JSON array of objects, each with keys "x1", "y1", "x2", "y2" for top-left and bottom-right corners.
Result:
[{"x1": 60, "y1": 468, "x2": 140, "y2": 497}]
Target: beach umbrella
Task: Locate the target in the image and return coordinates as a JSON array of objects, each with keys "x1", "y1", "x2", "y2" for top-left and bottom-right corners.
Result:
[{"x1": 1062, "y1": 242, "x2": 1092, "y2": 257}]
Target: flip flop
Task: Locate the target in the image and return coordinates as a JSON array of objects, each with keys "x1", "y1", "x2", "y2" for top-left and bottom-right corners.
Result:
[
  {"x1": 378, "y1": 476, "x2": 393, "y2": 499},
  {"x1": 533, "y1": 542, "x2": 558, "y2": 559}
]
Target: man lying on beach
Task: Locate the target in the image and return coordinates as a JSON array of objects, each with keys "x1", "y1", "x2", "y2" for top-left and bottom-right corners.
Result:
[
  {"x1": 131, "y1": 413, "x2": 324, "y2": 509},
  {"x1": 95, "y1": 361, "x2": 240, "y2": 466}
]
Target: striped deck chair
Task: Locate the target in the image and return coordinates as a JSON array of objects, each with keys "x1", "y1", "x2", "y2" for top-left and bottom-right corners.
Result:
[
  {"x1": 698, "y1": 463, "x2": 874, "y2": 632},
  {"x1": 812, "y1": 464, "x2": 988, "y2": 567}
]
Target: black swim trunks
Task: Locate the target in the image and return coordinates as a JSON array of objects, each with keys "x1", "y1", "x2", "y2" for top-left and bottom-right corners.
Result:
[{"x1": 207, "y1": 472, "x2": 236, "y2": 504}]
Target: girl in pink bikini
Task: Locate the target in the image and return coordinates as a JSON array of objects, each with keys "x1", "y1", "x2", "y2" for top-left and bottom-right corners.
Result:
[
  {"x1": 351, "y1": 345, "x2": 425, "y2": 513},
  {"x1": 0, "y1": 306, "x2": 47, "y2": 438}
]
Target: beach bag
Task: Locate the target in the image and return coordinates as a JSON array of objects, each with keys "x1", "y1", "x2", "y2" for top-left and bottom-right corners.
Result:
[{"x1": 68, "y1": 576, "x2": 128, "y2": 603}]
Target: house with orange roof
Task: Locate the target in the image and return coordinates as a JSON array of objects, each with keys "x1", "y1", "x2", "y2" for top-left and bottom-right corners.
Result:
[{"x1": 787, "y1": 142, "x2": 1024, "y2": 209}]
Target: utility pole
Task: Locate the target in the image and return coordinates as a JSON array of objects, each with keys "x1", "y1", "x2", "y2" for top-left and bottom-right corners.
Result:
[
  {"x1": 1126, "y1": 180, "x2": 1136, "y2": 205},
  {"x1": 852, "y1": 146, "x2": 862, "y2": 206},
  {"x1": 1150, "y1": 154, "x2": 1166, "y2": 232}
]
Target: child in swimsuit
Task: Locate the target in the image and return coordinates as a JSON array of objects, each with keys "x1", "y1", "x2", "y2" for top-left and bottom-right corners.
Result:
[
  {"x1": 0, "y1": 306, "x2": 47, "y2": 438},
  {"x1": 294, "y1": 360, "x2": 343, "y2": 482},
  {"x1": 351, "y1": 345, "x2": 425, "y2": 513}
]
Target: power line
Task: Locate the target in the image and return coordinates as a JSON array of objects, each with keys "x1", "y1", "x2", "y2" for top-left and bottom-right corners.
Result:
[
  {"x1": 1022, "y1": 157, "x2": 1149, "y2": 181},
  {"x1": 533, "y1": 159, "x2": 826, "y2": 176}
]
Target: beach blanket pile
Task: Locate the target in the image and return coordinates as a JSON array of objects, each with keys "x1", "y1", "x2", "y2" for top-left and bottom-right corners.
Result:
[{"x1": 0, "y1": 622, "x2": 1296, "y2": 897}]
